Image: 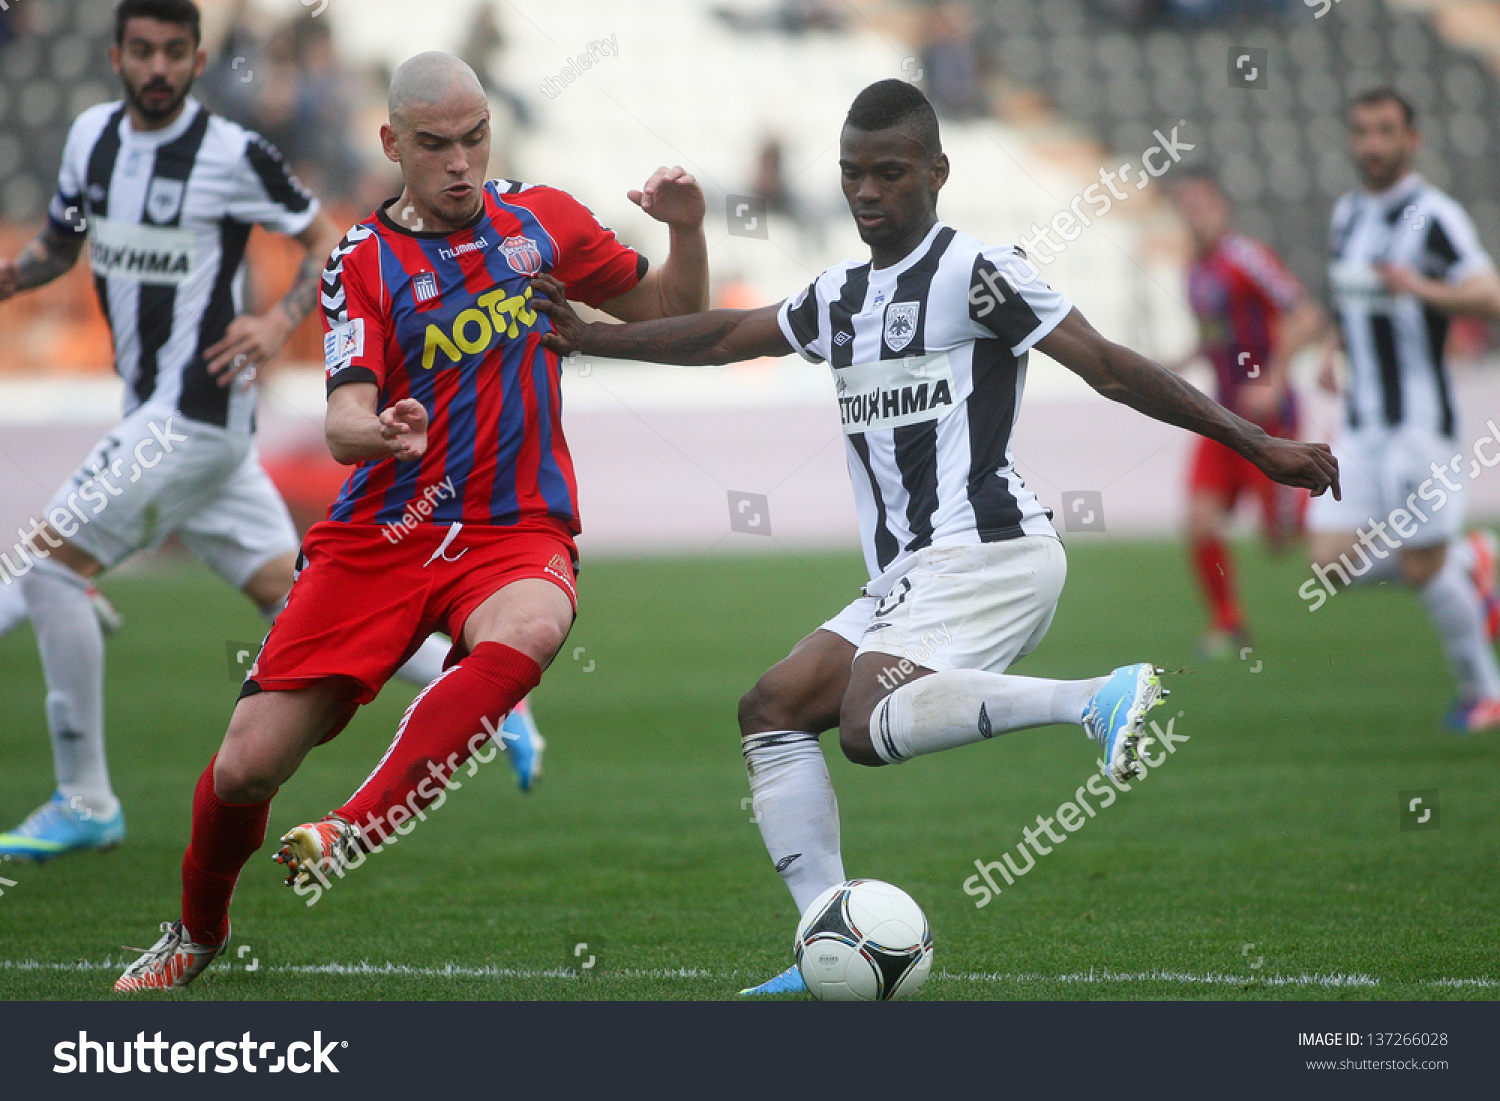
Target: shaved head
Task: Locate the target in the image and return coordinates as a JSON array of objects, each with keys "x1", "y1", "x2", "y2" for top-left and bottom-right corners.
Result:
[{"x1": 389, "y1": 51, "x2": 486, "y2": 130}]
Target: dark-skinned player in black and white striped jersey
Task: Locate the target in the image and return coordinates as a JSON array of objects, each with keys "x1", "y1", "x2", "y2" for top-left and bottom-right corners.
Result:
[{"x1": 533, "y1": 79, "x2": 1340, "y2": 996}]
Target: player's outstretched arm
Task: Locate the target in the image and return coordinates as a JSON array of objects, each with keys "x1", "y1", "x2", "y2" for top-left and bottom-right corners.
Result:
[
  {"x1": 1038, "y1": 307, "x2": 1341, "y2": 499},
  {"x1": 204, "y1": 210, "x2": 346, "y2": 386},
  {"x1": 532, "y1": 274, "x2": 794, "y2": 365},
  {"x1": 326, "y1": 383, "x2": 428, "y2": 465},
  {"x1": 0, "y1": 225, "x2": 86, "y2": 302}
]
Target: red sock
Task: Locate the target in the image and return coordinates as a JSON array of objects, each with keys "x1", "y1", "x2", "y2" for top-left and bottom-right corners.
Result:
[
  {"x1": 336, "y1": 642, "x2": 541, "y2": 847},
  {"x1": 181, "y1": 757, "x2": 271, "y2": 946},
  {"x1": 1192, "y1": 536, "x2": 1242, "y2": 632}
]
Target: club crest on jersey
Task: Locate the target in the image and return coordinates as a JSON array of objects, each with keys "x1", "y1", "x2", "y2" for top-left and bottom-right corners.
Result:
[
  {"x1": 146, "y1": 178, "x2": 186, "y2": 224},
  {"x1": 412, "y1": 270, "x2": 442, "y2": 312},
  {"x1": 883, "y1": 301, "x2": 920, "y2": 353},
  {"x1": 500, "y1": 235, "x2": 544, "y2": 276}
]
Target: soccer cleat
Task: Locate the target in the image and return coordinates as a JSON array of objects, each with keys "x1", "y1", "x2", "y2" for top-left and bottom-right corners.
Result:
[
  {"x1": 86, "y1": 584, "x2": 124, "y2": 637},
  {"x1": 0, "y1": 791, "x2": 124, "y2": 862},
  {"x1": 738, "y1": 963, "x2": 807, "y2": 996},
  {"x1": 498, "y1": 698, "x2": 545, "y2": 792},
  {"x1": 1083, "y1": 663, "x2": 1165, "y2": 783},
  {"x1": 114, "y1": 921, "x2": 227, "y2": 992},
  {"x1": 1446, "y1": 698, "x2": 1500, "y2": 734},
  {"x1": 273, "y1": 816, "x2": 362, "y2": 889},
  {"x1": 1466, "y1": 530, "x2": 1499, "y2": 643}
]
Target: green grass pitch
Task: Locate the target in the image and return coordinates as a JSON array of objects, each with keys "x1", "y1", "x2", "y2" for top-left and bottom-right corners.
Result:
[{"x1": 0, "y1": 540, "x2": 1496, "y2": 1000}]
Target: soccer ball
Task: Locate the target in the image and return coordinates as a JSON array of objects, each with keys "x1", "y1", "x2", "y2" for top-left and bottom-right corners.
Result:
[{"x1": 794, "y1": 879, "x2": 933, "y2": 1001}]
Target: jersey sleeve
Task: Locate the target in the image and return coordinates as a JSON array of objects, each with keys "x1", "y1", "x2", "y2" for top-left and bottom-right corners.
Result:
[
  {"x1": 966, "y1": 246, "x2": 1073, "y2": 355},
  {"x1": 1425, "y1": 201, "x2": 1494, "y2": 283},
  {"x1": 776, "y1": 278, "x2": 826, "y2": 363},
  {"x1": 523, "y1": 185, "x2": 646, "y2": 309},
  {"x1": 322, "y1": 228, "x2": 390, "y2": 394},
  {"x1": 227, "y1": 131, "x2": 320, "y2": 235},
  {"x1": 46, "y1": 111, "x2": 99, "y2": 238},
  {"x1": 1228, "y1": 237, "x2": 1305, "y2": 313}
]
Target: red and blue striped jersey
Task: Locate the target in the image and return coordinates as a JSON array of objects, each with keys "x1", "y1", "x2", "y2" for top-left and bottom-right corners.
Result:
[
  {"x1": 1187, "y1": 233, "x2": 1304, "y2": 427},
  {"x1": 320, "y1": 179, "x2": 645, "y2": 534}
]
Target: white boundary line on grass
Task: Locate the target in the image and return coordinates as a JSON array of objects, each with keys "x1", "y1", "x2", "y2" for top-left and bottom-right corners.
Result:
[{"x1": 1, "y1": 960, "x2": 1495, "y2": 989}]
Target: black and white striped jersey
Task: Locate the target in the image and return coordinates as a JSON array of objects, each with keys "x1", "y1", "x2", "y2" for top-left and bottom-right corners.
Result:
[
  {"x1": 777, "y1": 221, "x2": 1070, "y2": 594},
  {"x1": 1328, "y1": 173, "x2": 1492, "y2": 439},
  {"x1": 47, "y1": 97, "x2": 319, "y2": 433}
]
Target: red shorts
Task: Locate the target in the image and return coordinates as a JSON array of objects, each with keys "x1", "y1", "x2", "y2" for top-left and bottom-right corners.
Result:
[
  {"x1": 246, "y1": 519, "x2": 578, "y2": 705},
  {"x1": 1188, "y1": 433, "x2": 1307, "y2": 540}
]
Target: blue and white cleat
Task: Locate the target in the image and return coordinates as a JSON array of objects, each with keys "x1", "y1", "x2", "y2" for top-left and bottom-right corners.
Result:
[
  {"x1": 498, "y1": 698, "x2": 545, "y2": 793},
  {"x1": 1083, "y1": 663, "x2": 1166, "y2": 783},
  {"x1": 739, "y1": 963, "x2": 807, "y2": 997},
  {"x1": 0, "y1": 791, "x2": 125, "y2": 862}
]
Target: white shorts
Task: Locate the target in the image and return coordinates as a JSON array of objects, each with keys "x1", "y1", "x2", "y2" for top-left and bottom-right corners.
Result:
[
  {"x1": 819, "y1": 536, "x2": 1067, "y2": 675},
  {"x1": 42, "y1": 405, "x2": 299, "y2": 588},
  {"x1": 1306, "y1": 426, "x2": 1465, "y2": 549}
]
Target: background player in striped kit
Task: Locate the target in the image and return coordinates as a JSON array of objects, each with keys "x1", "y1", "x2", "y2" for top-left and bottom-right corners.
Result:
[
  {"x1": 1309, "y1": 88, "x2": 1500, "y2": 733},
  {"x1": 532, "y1": 79, "x2": 1340, "y2": 995},
  {"x1": 0, "y1": 0, "x2": 459, "y2": 864},
  {"x1": 1166, "y1": 168, "x2": 1329, "y2": 657}
]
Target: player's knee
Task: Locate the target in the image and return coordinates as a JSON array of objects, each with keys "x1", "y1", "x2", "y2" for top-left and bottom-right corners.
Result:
[
  {"x1": 738, "y1": 676, "x2": 798, "y2": 735},
  {"x1": 211, "y1": 752, "x2": 277, "y2": 804},
  {"x1": 1401, "y1": 546, "x2": 1445, "y2": 587}
]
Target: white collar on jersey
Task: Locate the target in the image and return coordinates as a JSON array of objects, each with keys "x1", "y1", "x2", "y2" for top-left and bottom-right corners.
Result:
[{"x1": 119, "y1": 95, "x2": 203, "y2": 147}]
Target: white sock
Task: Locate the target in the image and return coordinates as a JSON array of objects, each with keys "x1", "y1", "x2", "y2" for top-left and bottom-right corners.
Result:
[
  {"x1": 743, "y1": 731, "x2": 845, "y2": 915},
  {"x1": 1419, "y1": 547, "x2": 1500, "y2": 699},
  {"x1": 0, "y1": 580, "x2": 28, "y2": 638},
  {"x1": 21, "y1": 559, "x2": 117, "y2": 816},
  {"x1": 393, "y1": 635, "x2": 450, "y2": 686},
  {"x1": 870, "y1": 669, "x2": 1106, "y2": 764}
]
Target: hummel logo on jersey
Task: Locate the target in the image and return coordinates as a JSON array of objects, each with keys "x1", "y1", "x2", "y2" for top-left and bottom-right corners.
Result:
[
  {"x1": 422, "y1": 285, "x2": 539, "y2": 370},
  {"x1": 884, "y1": 301, "x2": 920, "y2": 352},
  {"x1": 438, "y1": 237, "x2": 489, "y2": 261}
]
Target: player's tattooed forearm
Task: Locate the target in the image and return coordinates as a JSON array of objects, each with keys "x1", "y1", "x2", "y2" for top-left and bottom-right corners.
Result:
[
  {"x1": 278, "y1": 255, "x2": 325, "y2": 328},
  {"x1": 14, "y1": 235, "x2": 80, "y2": 291}
]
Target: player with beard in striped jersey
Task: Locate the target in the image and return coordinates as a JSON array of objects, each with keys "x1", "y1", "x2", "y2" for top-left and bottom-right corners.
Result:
[
  {"x1": 0, "y1": 0, "x2": 462, "y2": 865},
  {"x1": 1308, "y1": 88, "x2": 1500, "y2": 733},
  {"x1": 532, "y1": 79, "x2": 1341, "y2": 996}
]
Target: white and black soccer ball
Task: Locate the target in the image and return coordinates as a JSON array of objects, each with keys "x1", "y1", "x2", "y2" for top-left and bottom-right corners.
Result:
[{"x1": 794, "y1": 879, "x2": 933, "y2": 1001}]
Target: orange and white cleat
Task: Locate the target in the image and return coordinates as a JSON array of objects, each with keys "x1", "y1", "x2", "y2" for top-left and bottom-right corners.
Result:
[
  {"x1": 1466, "y1": 530, "x2": 1499, "y2": 643},
  {"x1": 114, "y1": 921, "x2": 227, "y2": 992},
  {"x1": 273, "y1": 815, "x2": 362, "y2": 890},
  {"x1": 1447, "y1": 697, "x2": 1500, "y2": 734}
]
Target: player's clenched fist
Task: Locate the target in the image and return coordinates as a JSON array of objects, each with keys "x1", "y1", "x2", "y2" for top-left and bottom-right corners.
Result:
[
  {"x1": 1251, "y1": 436, "x2": 1341, "y2": 499},
  {"x1": 628, "y1": 165, "x2": 705, "y2": 229},
  {"x1": 380, "y1": 398, "x2": 428, "y2": 461}
]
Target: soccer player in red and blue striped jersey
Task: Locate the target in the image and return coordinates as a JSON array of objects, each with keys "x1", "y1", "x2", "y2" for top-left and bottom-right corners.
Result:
[
  {"x1": 116, "y1": 51, "x2": 708, "y2": 990},
  {"x1": 1169, "y1": 169, "x2": 1328, "y2": 656}
]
